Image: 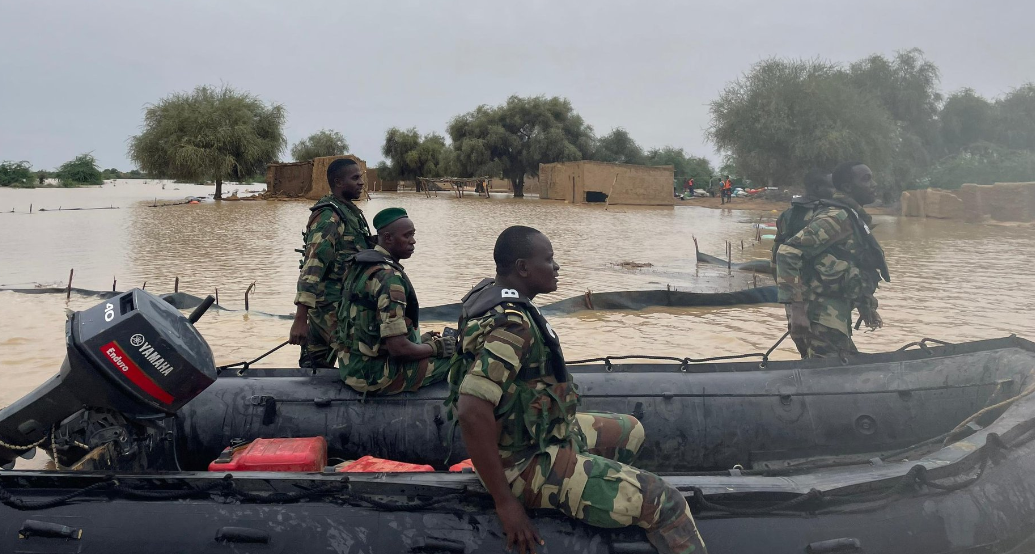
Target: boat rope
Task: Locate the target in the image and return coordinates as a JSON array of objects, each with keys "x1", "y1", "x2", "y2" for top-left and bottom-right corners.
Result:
[
  {"x1": 0, "y1": 479, "x2": 116, "y2": 511},
  {"x1": 0, "y1": 429, "x2": 1018, "y2": 514},
  {"x1": 0, "y1": 473, "x2": 467, "y2": 512},
  {"x1": 0, "y1": 427, "x2": 51, "y2": 452},
  {"x1": 943, "y1": 371, "x2": 1035, "y2": 445},
  {"x1": 212, "y1": 334, "x2": 954, "y2": 375},
  {"x1": 217, "y1": 341, "x2": 290, "y2": 375},
  {"x1": 678, "y1": 431, "x2": 1012, "y2": 516}
]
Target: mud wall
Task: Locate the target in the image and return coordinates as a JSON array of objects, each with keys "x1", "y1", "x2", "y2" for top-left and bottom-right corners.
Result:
[
  {"x1": 539, "y1": 161, "x2": 675, "y2": 205},
  {"x1": 265, "y1": 162, "x2": 312, "y2": 197},
  {"x1": 538, "y1": 162, "x2": 579, "y2": 201},
  {"x1": 309, "y1": 155, "x2": 367, "y2": 200},
  {"x1": 901, "y1": 182, "x2": 1035, "y2": 222},
  {"x1": 265, "y1": 155, "x2": 368, "y2": 199}
]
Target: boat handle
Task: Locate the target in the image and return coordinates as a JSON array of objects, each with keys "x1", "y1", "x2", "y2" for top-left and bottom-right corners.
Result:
[
  {"x1": 806, "y1": 537, "x2": 861, "y2": 553},
  {"x1": 611, "y1": 542, "x2": 657, "y2": 553},
  {"x1": 409, "y1": 536, "x2": 466, "y2": 552},
  {"x1": 18, "y1": 520, "x2": 83, "y2": 540},
  {"x1": 215, "y1": 526, "x2": 270, "y2": 544}
]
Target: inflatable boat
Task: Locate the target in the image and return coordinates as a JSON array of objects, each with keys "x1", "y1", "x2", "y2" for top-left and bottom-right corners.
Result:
[{"x1": 2, "y1": 289, "x2": 1035, "y2": 553}]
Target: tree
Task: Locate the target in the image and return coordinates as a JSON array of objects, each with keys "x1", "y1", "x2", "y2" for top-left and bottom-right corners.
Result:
[
  {"x1": 379, "y1": 127, "x2": 454, "y2": 181},
  {"x1": 128, "y1": 85, "x2": 286, "y2": 199},
  {"x1": 644, "y1": 147, "x2": 713, "y2": 188},
  {"x1": 847, "y1": 49, "x2": 943, "y2": 194},
  {"x1": 996, "y1": 84, "x2": 1035, "y2": 151},
  {"x1": 593, "y1": 128, "x2": 646, "y2": 165},
  {"x1": 291, "y1": 129, "x2": 349, "y2": 161},
  {"x1": 56, "y1": 153, "x2": 102, "y2": 187},
  {"x1": 926, "y1": 144, "x2": 1035, "y2": 189},
  {"x1": 0, "y1": 160, "x2": 33, "y2": 187},
  {"x1": 101, "y1": 167, "x2": 122, "y2": 180},
  {"x1": 848, "y1": 48, "x2": 942, "y2": 148},
  {"x1": 709, "y1": 58, "x2": 896, "y2": 194},
  {"x1": 448, "y1": 95, "x2": 595, "y2": 197},
  {"x1": 939, "y1": 89, "x2": 996, "y2": 154}
]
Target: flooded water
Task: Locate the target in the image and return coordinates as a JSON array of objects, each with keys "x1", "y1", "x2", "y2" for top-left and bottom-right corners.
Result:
[{"x1": 2, "y1": 180, "x2": 1035, "y2": 409}]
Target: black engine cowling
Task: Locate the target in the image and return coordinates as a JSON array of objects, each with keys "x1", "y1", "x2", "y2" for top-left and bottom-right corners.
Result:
[{"x1": 0, "y1": 289, "x2": 217, "y2": 466}]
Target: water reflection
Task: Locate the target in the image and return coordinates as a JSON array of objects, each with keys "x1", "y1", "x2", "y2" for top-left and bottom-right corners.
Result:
[{"x1": 2, "y1": 182, "x2": 1035, "y2": 407}]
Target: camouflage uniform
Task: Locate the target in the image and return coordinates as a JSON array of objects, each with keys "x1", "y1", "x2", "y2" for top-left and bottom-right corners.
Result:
[
  {"x1": 337, "y1": 246, "x2": 450, "y2": 395},
  {"x1": 451, "y1": 299, "x2": 706, "y2": 554},
  {"x1": 295, "y1": 195, "x2": 372, "y2": 367},
  {"x1": 774, "y1": 193, "x2": 887, "y2": 359}
]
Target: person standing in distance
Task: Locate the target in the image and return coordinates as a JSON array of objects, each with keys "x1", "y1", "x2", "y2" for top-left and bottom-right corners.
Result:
[
  {"x1": 775, "y1": 162, "x2": 890, "y2": 359},
  {"x1": 448, "y1": 226, "x2": 706, "y2": 554},
  {"x1": 289, "y1": 158, "x2": 373, "y2": 367}
]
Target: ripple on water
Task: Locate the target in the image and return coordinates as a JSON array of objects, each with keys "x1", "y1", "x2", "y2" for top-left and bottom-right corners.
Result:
[{"x1": 2, "y1": 184, "x2": 1034, "y2": 403}]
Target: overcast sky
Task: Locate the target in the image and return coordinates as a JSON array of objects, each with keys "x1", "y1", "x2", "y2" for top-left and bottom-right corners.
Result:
[{"x1": 2, "y1": 0, "x2": 1033, "y2": 171}]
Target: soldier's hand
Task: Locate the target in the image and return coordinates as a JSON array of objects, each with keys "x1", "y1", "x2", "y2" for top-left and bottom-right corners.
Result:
[
  {"x1": 420, "y1": 330, "x2": 441, "y2": 343},
  {"x1": 429, "y1": 335, "x2": 456, "y2": 358},
  {"x1": 862, "y1": 309, "x2": 883, "y2": 331},
  {"x1": 788, "y1": 302, "x2": 810, "y2": 338},
  {"x1": 496, "y1": 496, "x2": 543, "y2": 554},
  {"x1": 288, "y1": 318, "x2": 309, "y2": 345}
]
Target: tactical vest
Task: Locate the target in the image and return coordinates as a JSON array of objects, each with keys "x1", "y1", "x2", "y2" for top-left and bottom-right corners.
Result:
[
  {"x1": 444, "y1": 279, "x2": 578, "y2": 456},
  {"x1": 295, "y1": 198, "x2": 373, "y2": 270},
  {"x1": 772, "y1": 198, "x2": 890, "y2": 283},
  {"x1": 337, "y1": 248, "x2": 420, "y2": 358}
]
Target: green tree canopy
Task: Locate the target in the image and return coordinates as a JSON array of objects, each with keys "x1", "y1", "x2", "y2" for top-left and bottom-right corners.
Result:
[
  {"x1": 644, "y1": 147, "x2": 713, "y2": 188},
  {"x1": 0, "y1": 160, "x2": 33, "y2": 187},
  {"x1": 57, "y1": 153, "x2": 102, "y2": 187},
  {"x1": 848, "y1": 49, "x2": 942, "y2": 147},
  {"x1": 996, "y1": 84, "x2": 1035, "y2": 151},
  {"x1": 709, "y1": 58, "x2": 896, "y2": 194},
  {"x1": 378, "y1": 127, "x2": 455, "y2": 181},
  {"x1": 593, "y1": 128, "x2": 646, "y2": 165},
  {"x1": 939, "y1": 88, "x2": 997, "y2": 154},
  {"x1": 128, "y1": 85, "x2": 286, "y2": 198},
  {"x1": 926, "y1": 144, "x2": 1035, "y2": 189},
  {"x1": 848, "y1": 49, "x2": 942, "y2": 194},
  {"x1": 291, "y1": 129, "x2": 349, "y2": 161},
  {"x1": 448, "y1": 95, "x2": 595, "y2": 197}
]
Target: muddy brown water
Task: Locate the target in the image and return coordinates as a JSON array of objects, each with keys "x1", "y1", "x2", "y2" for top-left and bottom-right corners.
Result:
[{"x1": 2, "y1": 180, "x2": 1035, "y2": 413}]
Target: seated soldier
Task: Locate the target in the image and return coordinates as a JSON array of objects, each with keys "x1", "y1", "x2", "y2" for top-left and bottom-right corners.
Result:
[
  {"x1": 337, "y1": 207, "x2": 454, "y2": 395},
  {"x1": 448, "y1": 226, "x2": 706, "y2": 554}
]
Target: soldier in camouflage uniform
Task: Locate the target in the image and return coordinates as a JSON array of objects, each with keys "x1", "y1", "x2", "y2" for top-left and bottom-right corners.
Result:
[
  {"x1": 449, "y1": 226, "x2": 706, "y2": 554},
  {"x1": 289, "y1": 158, "x2": 373, "y2": 368},
  {"x1": 338, "y1": 208, "x2": 455, "y2": 395},
  {"x1": 774, "y1": 162, "x2": 890, "y2": 359}
]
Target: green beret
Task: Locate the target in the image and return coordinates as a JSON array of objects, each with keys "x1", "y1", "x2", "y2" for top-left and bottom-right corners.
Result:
[{"x1": 372, "y1": 207, "x2": 408, "y2": 230}]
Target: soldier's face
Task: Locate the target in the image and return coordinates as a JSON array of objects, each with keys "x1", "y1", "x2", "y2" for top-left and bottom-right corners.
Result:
[
  {"x1": 517, "y1": 234, "x2": 560, "y2": 296},
  {"x1": 383, "y1": 218, "x2": 416, "y2": 260},
  {"x1": 848, "y1": 165, "x2": 877, "y2": 205},
  {"x1": 334, "y1": 166, "x2": 365, "y2": 201}
]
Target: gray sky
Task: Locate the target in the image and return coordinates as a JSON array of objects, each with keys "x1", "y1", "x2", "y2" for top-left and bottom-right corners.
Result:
[{"x1": 2, "y1": 0, "x2": 1032, "y2": 171}]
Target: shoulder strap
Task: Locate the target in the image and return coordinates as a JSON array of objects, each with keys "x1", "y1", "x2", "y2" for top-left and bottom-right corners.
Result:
[
  {"x1": 460, "y1": 279, "x2": 567, "y2": 381},
  {"x1": 348, "y1": 249, "x2": 420, "y2": 326},
  {"x1": 309, "y1": 198, "x2": 373, "y2": 246},
  {"x1": 815, "y1": 200, "x2": 890, "y2": 282},
  {"x1": 309, "y1": 198, "x2": 348, "y2": 226}
]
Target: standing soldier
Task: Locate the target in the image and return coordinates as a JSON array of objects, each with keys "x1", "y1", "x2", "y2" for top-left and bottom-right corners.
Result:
[
  {"x1": 774, "y1": 162, "x2": 890, "y2": 359},
  {"x1": 771, "y1": 169, "x2": 834, "y2": 357},
  {"x1": 337, "y1": 208, "x2": 454, "y2": 394},
  {"x1": 448, "y1": 226, "x2": 706, "y2": 554},
  {"x1": 289, "y1": 158, "x2": 372, "y2": 368}
]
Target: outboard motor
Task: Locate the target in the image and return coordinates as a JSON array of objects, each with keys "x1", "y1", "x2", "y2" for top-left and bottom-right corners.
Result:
[{"x1": 0, "y1": 289, "x2": 217, "y2": 469}]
